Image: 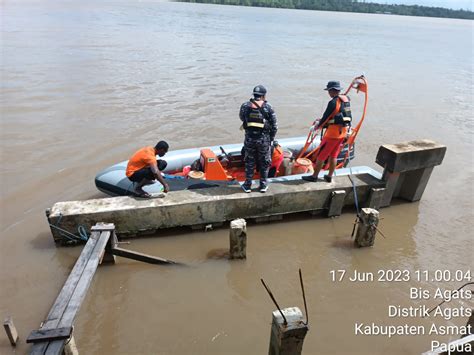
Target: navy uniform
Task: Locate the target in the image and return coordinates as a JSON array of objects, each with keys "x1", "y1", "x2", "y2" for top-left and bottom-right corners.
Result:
[{"x1": 239, "y1": 85, "x2": 278, "y2": 193}]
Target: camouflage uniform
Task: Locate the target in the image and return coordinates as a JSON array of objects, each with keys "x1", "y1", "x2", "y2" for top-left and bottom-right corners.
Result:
[{"x1": 239, "y1": 100, "x2": 278, "y2": 186}]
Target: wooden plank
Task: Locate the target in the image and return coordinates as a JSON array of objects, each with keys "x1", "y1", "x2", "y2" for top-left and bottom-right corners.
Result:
[
  {"x1": 3, "y1": 316, "x2": 19, "y2": 346},
  {"x1": 111, "y1": 246, "x2": 181, "y2": 265},
  {"x1": 30, "y1": 230, "x2": 111, "y2": 354},
  {"x1": 43, "y1": 231, "x2": 111, "y2": 355},
  {"x1": 26, "y1": 327, "x2": 72, "y2": 343},
  {"x1": 101, "y1": 230, "x2": 118, "y2": 264},
  {"x1": 42, "y1": 232, "x2": 100, "y2": 326}
]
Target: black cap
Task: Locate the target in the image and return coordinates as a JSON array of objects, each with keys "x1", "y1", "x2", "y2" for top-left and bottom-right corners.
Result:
[
  {"x1": 253, "y1": 85, "x2": 267, "y2": 96},
  {"x1": 324, "y1": 81, "x2": 342, "y2": 91}
]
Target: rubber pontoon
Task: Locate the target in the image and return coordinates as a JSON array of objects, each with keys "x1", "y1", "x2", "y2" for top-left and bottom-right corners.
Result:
[{"x1": 94, "y1": 136, "x2": 376, "y2": 196}]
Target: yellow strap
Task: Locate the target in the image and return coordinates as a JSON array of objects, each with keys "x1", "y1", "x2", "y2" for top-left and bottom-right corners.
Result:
[{"x1": 247, "y1": 122, "x2": 265, "y2": 128}]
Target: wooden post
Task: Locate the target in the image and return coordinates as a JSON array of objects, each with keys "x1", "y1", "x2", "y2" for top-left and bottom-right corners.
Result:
[
  {"x1": 3, "y1": 316, "x2": 19, "y2": 346},
  {"x1": 268, "y1": 307, "x2": 308, "y2": 355},
  {"x1": 229, "y1": 219, "x2": 246, "y2": 259},
  {"x1": 63, "y1": 335, "x2": 79, "y2": 355},
  {"x1": 354, "y1": 208, "x2": 379, "y2": 247},
  {"x1": 100, "y1": 227, "x2": 118, "y2": 264}
]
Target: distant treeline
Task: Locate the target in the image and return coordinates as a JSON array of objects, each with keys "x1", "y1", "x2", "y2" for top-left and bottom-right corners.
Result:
[{"x1": 177, "y1": 0, "x2": 474, "y2": 20}]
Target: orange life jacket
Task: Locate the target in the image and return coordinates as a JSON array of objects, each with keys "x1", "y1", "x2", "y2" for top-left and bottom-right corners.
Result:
[{"x1": 323, "y1": 95, "x2": 351, "y2": 139}]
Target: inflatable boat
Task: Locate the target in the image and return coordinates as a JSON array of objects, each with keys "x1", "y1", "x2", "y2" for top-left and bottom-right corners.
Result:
[
  {"x1": 94, "y1": 136, "x2": 358, "y2": 196},
  {"x1": 95, "y1": 76, "x2": 370, "y2": 196}
]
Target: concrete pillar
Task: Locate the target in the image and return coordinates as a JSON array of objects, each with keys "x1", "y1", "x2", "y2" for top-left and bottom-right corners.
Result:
[
  {"x1": 398, "y1": 167, "x2": 434, "y2": 202},
  {"x1": 269, "y1": 307, "x2": 308, "y2": 355},
  {"x1": 327, "y1": 190, "x2": 346, "y2": 217},
  {"x1": 376, "y1": 140, "x2": 446, "y2": 206},
  {"x1": 3, "y1": 316, "x2": 19, "y2": 346},
  {"x1": 365, "y1": 187, "x2": 386, "y2": 209},
  {"x1": 229, "y1": 219, "x2": 246, "y2": 259},
  {"x1": 64, "y1": 335, "x2": 79, "y2": 355},
  {"x1": 354, "y1": 208, "x2": 379, "y2": 247},
  {"x1": 379, "y1": 171, "x2": 400, "y2": 207}
]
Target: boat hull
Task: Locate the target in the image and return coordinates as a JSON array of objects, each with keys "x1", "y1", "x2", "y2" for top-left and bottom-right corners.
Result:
[{"x1": 95, "y1": 136, "x2": 356, "y2": 196}]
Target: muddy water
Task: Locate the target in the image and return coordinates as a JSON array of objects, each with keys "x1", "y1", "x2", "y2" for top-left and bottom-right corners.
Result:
[{"x1": 1, "y1": 1, "x2": 473, "y2": 354}]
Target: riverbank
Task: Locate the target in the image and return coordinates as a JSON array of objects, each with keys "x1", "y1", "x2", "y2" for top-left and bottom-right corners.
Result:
[{"x1": 176, "y1": 0, "x2": 474, "y2": 20}]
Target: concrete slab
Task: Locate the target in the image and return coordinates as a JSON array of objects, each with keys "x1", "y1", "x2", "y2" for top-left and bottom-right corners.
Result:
[
  {"x1": 376, "y1": 139, "x2": 446, "y2": 173},
  {"x1": 48, "y1": 173, "x2": 385, "y2": 243}
]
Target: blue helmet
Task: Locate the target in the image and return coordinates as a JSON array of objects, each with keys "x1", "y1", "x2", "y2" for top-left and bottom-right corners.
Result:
[{"x1": 252, "y1": 85, "x2": 267, "y2": 96}]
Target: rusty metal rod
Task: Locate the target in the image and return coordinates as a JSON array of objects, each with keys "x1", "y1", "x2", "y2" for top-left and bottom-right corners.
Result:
[
  {"x1": 299, "y1": 269, "x2": 309, "y2": 326},
  {"x1": 261, "y1": 278, "x2": 287, "y2": 325}
]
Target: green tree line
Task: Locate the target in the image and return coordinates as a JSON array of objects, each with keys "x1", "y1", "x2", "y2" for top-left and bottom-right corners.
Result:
[{"x1": 177, "y1": 0, "x2": 474, "y2": 20}]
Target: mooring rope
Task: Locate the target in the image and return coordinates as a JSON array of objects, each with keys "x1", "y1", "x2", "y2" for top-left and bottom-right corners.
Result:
[{"x1": 49, "y1": 213, "x2": 89, "y2": 243}]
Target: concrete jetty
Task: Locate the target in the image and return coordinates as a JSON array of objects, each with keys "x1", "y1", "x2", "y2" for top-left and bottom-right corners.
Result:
[{"x1": 47, "y1": 140, "x2": 446, "y2": 244}]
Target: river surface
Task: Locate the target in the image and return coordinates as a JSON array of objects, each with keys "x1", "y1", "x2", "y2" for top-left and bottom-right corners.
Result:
[{"x1": 1, "y1": 1, "x2": 473, "y2": 354}]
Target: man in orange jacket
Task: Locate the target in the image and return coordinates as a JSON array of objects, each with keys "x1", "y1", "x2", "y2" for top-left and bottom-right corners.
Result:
[
  {"x1": 126, "y1": 141, "x2": 170, "y2": 197},
  {"x1": 302, "y1": 81, "x2": 352, "y2": 183}
]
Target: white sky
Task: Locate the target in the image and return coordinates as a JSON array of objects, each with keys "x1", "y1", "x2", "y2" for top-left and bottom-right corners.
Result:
[{"x1": 385, "y1": 0, "x2": 473, "y2": 10}]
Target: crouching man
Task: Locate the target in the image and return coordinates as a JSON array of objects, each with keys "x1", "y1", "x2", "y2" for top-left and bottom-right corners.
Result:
[{"x1": 126, "y1": 141, "x2": 170, "y2": 197}]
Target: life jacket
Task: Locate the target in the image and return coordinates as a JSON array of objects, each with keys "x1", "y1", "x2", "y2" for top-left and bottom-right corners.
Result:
[
  {"x1": 323, "y1": 95, "x2": 352, "y2": 139},
  {"x1": 271, "y1": 144, "x2": 284, "y2": 170},
  {"x1": 244, "y1": 99, "x2": 267, "y2": 137}
]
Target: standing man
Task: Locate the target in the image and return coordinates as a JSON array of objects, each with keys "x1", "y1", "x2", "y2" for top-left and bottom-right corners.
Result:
[
  {"x1": 239, "y1": 85, "x2": 278, "y2": 193},
  {"x1": 126, "y1": 141, "x2": 170, "y2": 197},
  {"x1": 302, "y1": 80, "x2": 352, "y2": 183}
]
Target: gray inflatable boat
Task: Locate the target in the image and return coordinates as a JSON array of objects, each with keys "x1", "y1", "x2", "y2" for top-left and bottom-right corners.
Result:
[{"x1": 94, "y1": 136, "x2": 374, "y2": 196}]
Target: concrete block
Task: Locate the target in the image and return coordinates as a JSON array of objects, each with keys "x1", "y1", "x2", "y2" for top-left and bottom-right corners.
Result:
[
  {"x1": 354, "y1": 208, "x2": 380, "y2": 247},
  {"x1": 327, "y1": 190, "x2": 346, "y2": 217},
  {"x1": 229, "y1": 219, "x2": 246, "y2": 259},
  {"x1": 47, "y1": 173, "x2": 385, "y2": 243},
  {"x1": 376, "y1": 139, "x2": 446, "y2": 173},
  {"x1": 365, "y1": 188, "x2": 385, "y2": 209},
  {"x1": 269, "y1": 307, "x2": 308, "y2": 355}
]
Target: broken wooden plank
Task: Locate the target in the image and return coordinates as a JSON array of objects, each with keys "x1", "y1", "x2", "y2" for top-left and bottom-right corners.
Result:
[
  {"x1": 41, "y1": 230, "x2": 111, "y2": 354},
  {"x1": 111, "y1": 246, "x2": 182, "y2": 265},
  {"x1": 30, "y1": 228, "x2": 111, "y2": 354}
]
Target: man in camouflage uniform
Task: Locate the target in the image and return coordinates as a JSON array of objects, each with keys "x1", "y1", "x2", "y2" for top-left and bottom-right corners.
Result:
[{"x1": 239, "y1": 85, "x2": 278, "y2": 193}]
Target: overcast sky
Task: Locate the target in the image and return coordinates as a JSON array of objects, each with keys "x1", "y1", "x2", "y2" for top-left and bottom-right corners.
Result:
[{"x1": 385, "y1": 0, "x2": 473, "y2": 10}]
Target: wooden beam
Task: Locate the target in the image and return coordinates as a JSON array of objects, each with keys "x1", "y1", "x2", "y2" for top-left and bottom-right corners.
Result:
[
  {"x1": 26, "y1": 327, "x2": 72, "y2": 343},
  {"x1": 111, "y1": 246, "x2": 182, "y2": 265},
  {"x1": 30, "y1": 227, "x2": 111, "y2": 354}
]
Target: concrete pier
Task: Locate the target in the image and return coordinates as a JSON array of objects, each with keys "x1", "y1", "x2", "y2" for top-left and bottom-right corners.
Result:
[
  {"x1": 376, "y1": 139, "x2": 446, "y2": 207},
  {"x1": 48, "y1": 172, "x2": 384, "y2": 243},
  {"x1": 229, "y1": 219, "x2": 246, "y2": 259},
  {"x1": 46, "y1": 140, "x2": 446, "y2": 244},
  {"x1": 268, "y1": 307, "x2": 308, "y2": 355}
]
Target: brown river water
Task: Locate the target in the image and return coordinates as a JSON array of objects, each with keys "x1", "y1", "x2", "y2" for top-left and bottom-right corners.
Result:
[{"x1": 1, "y1": 1, "x2": 473, "y2": 354}]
